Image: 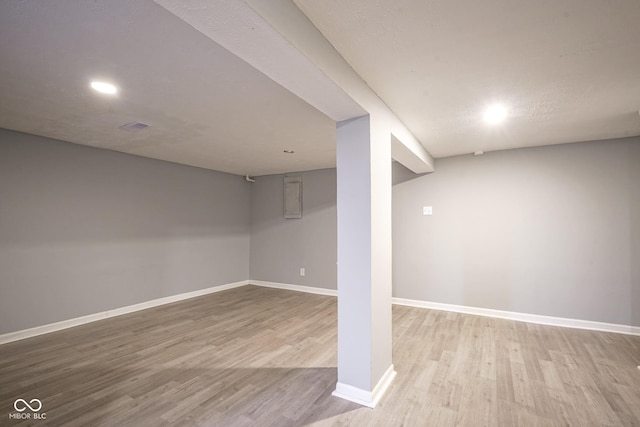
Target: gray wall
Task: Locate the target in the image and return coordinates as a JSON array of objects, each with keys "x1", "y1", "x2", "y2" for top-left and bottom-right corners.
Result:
[
  {"x1": 393, "y1": 137, "x2": 640, "y2": 326},
  {"x1": 250, "y1": 169, "x2": 337, "y2": 289},
  {"x1": 3, "y1": 129, "x2": 637, "y2": 333},
  {"x1": 630, "y1": 139, "x2": 640, "y2": 326},
  {"x1": 0, "y1": 129, "x2": 251, "y2": 334}
]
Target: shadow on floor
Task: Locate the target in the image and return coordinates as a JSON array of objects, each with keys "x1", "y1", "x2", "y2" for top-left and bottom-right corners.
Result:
[{"x1": 1, "y1": 364, "x2": 362, "y2": 426}]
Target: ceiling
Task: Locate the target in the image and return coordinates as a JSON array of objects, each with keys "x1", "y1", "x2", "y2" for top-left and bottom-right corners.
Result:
[
  {"x1": 295, "y1": 0, "x2": 640, "y2": 157},
  {"x1": 0, "y1": 0, "x2": 336, "y2": 176},
  {"x1": 1, "y1": 1, "x2": 639, "y2": 176}
]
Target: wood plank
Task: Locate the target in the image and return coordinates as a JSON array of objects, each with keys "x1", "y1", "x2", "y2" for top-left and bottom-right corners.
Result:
[{"x1": 1, "y1": 285, "x2": 639, "y2": 425}]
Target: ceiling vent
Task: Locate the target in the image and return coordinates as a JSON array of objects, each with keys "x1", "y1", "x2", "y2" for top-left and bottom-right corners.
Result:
[{"x1": 119, "y1": 122, "x2": 150, "y2": 132}]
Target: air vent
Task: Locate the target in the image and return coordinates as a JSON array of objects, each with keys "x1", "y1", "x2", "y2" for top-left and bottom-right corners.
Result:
[{"x1": 119, "y1": 122, "x2": 150, "y2": 132}]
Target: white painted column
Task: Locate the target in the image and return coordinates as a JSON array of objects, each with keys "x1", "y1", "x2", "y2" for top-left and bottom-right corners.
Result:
[{"x1": 333, "y1": 114, "x2": 395, "y2": 408}]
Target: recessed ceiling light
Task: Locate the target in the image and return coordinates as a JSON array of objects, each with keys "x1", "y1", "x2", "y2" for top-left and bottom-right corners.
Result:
[
  {"x1": 90, "y1": 81, "x2": 117, "y2": 95},
  {"x1": 483, "y1": 103, "x2": 508, "y2": 125},
  {"x1": 283, "y1": 150, "x2": 295, "y2": 154}
]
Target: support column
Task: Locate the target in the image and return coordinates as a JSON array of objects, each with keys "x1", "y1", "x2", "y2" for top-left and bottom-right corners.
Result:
[{"x1": 333, "y1": 114, "x2": 395, "y2": 408}]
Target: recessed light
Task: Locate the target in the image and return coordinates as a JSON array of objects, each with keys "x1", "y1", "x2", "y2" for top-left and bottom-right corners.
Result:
[
  {"x1": 90, "y1": 81, "x2": 117, "y2": 95},
  {"x1": 283, "y1": 150, "x2": 295, "y2": 154},
  {"x1": 483, "y1": 103, "x2": 508, "y2": 125}
]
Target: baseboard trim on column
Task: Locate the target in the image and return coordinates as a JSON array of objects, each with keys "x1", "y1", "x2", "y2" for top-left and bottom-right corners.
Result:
[{"x1": 332, "y1": 364, "x2": 396, "y2": 408}]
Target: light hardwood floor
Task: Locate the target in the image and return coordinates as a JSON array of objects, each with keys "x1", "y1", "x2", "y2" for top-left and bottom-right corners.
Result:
[{"x1": 1, "y1": 285, "x2": 639, "y2": 426}]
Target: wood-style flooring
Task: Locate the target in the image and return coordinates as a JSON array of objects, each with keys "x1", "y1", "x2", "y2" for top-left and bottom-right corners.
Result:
[{"x1": 1, "y1": 285, "x2": 639, "y2": 426}]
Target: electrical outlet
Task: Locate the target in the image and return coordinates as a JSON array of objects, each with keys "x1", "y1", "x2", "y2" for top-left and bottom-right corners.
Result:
[
  {"x1": 423, "y1": 206, "x2": 433, "y2": 216},
  {"x1": 300, "y1": 268, "x2": 305, "y2": 276}
]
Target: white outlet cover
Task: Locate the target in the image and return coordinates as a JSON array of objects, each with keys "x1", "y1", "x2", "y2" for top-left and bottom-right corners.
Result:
[{"x1": 423, "y1": 206, "x2": 433, "y2": 216}]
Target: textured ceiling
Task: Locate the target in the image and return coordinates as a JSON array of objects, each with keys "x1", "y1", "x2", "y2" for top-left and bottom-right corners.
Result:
[
  {"x1": 2, "y1": 1, "x2": 639, "y2": 175},
  {"x1": 294, "y1": 0, "x2": 640, "y2": 157},
  {"x1": 0, "y1": 0, "x2": 336, "y2": 176}
]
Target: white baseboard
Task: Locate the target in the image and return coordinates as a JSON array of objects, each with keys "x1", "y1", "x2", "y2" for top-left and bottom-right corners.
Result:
[
  {"x1": 250, "y1": 281, "x2": 640, "y2": 336},
  {"x1": 249, "y1": 280, "x2": 338, "y2": 297},
  {"x1": 0, "y1": 280, "x2": 250, "y2": 345},
  {"x1": 392, "y1": 297, "x2": 640, "y2": 336},
  {"x1": 4, "y1": 279, "x2": 638, "y2": 345},
  {"x1": 332, "y1": 364, "x2": 396, "y2": 408}
]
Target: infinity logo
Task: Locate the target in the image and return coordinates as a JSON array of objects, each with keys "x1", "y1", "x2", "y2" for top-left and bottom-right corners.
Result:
[{"x1": 13, "y1": 399, "x2": 42, "y2": 412}]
